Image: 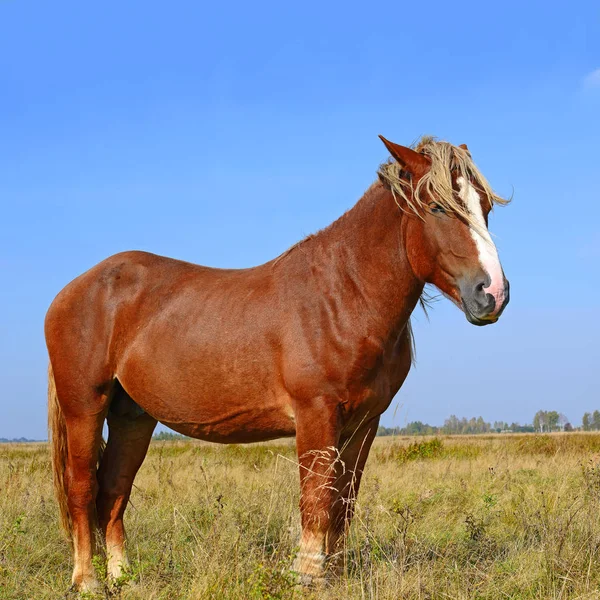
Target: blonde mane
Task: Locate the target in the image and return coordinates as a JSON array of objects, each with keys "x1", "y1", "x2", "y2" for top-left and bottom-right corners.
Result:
[{"x1": 378, "y1": 136, "x2": 510, "y2": 232}]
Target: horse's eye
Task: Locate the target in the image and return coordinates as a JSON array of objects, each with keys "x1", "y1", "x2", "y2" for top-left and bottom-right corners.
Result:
[{"x1": 430, "y1": 203, "x2": 445, "y2": 214}]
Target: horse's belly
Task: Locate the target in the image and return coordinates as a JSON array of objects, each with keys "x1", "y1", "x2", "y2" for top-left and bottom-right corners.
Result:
[
  {"x1": 158, "y1": 400, "x2": 297, "y2": 443},
  {"x1": 117, "y1": 340, "x2": 296, "y2": 443},
  {"x1": 123, "y1": 374, "x2": 297, "y2": 443}
]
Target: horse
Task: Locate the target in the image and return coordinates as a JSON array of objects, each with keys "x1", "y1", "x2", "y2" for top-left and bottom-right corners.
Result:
[{"x1": 45, "y1": 135, "x2": 510, "y2": 591}]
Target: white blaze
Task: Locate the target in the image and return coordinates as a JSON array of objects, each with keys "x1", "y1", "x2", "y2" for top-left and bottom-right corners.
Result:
[{"x1": 457, "y1": 177, "x2": 505, "y2": 314}]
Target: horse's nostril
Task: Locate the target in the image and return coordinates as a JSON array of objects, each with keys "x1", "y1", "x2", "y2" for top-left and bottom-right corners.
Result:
[{"x1": 472, "y1": 280, "x2": 495, "y2": 312}]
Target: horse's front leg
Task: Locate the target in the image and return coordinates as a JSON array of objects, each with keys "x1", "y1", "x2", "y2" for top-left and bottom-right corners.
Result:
[
  {"x1": 292, "y1": 398, "x2": 342, "y2": 584},
  {"x1": 326, "y1": 416, "x2": 380, "y2": 572}
]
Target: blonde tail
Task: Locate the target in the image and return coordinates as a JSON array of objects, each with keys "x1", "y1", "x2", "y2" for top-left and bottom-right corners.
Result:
[{"x1": 48, "y1": 363, "x2": 72, "y2": 539}]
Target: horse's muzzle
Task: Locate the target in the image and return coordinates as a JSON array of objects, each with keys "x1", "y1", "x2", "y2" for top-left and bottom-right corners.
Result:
[{"x1": 459, "y1": 276, "x2": 510, "y2": 326}]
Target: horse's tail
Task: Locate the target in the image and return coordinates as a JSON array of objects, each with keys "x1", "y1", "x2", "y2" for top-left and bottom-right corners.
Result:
[{"x1": 48, "y1": 362, "x2": 72, "y2": 539}]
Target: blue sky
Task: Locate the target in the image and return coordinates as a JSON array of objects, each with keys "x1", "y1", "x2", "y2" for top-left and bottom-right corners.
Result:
[{"x1": 1, "y1": 1, "x2": 599, "y2": 438}]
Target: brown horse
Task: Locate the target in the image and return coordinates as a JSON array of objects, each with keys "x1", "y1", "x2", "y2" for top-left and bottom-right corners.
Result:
[{"x1": 46, "y1": 135, "x2": 510, "y2": 591}]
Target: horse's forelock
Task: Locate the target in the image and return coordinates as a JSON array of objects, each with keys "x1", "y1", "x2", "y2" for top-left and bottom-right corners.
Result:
[{"x1": 378, "y1": 136, "x2": 509, "y2": 233}]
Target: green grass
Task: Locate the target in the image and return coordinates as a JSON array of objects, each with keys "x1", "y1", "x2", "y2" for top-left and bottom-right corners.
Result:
[{"x1": 3, "y1": 434, "x2": 600, "y2": 599}]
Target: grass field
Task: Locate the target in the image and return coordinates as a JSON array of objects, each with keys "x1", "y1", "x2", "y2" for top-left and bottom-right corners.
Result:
[{"x1": 3, "y1": 433, "x2": 600, "y2": 599}]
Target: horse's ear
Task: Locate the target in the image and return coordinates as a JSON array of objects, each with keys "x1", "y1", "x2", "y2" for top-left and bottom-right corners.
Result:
[
  {"x1": 378, "y1": 135, "x2": 430, "y2": 175},
  {"x1": 459, "y1": 143, "x2": 470, "y2": 154}
]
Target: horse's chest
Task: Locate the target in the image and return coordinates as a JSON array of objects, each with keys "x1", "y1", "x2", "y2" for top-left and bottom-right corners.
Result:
[{"x1": 341, "y1": 334, "x2": 412, "y2": 420}]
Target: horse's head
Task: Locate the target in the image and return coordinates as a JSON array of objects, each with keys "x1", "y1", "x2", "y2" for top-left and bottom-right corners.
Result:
[{"x1": 379, "y1": 135, "x2": 510, "y2": 326}]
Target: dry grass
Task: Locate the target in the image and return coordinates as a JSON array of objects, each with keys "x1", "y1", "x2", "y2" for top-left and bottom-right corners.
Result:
[{"x1": 3, "y1": 434, "x2": 600, "y2": 599}]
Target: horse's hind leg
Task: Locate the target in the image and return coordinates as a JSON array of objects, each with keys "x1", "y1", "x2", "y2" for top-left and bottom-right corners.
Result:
[
  {"x1": 63, "y1": 411, "x2": 107, "y2": 591},
  {"x1": 97, "y1": 389, "x2": 156, "y2": 581}
]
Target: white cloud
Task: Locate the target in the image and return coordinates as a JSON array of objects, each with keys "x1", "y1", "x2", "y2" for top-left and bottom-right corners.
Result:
[{"x1": 583, "y1": 68, "x2": 600, "y2": 89}]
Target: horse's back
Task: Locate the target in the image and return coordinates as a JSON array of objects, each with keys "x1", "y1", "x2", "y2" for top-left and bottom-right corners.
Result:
[
  {"x1": 47, "y1": 249, "x2": 272, "y2": 324},
  {"x1": 46, "y1": 249, "x2": 282, "y2": 363}
]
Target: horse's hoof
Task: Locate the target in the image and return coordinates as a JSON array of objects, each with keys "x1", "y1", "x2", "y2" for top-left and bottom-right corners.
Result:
[
  {"x1": 65, "y1": 579, "x2": 104, "y2": 598},
  {"x1": 292, "y1": 571, "x2": 327, "y2": 588}
]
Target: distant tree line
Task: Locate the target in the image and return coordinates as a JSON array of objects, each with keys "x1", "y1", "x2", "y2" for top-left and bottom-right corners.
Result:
[
  {"x1": 152, "y1": 431, "x2": 190, "y2": 441},
  {"x1": 377, "y1": 416, "x2": 535, "y2": 437},
  {"x1": 375, "y1": 410, "x2": 590, "y2": 437},
  {"x1": 582, "y1": 411, "x2": 600, "y2": 431},
  {"x1": 532, "y1": 410, "x2": 572, "y2": 432}
]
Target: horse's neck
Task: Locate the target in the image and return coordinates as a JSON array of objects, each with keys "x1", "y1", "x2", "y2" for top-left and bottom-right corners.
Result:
[{"x1": 299, "y1": 182, "x2": 424, "y2": 341}]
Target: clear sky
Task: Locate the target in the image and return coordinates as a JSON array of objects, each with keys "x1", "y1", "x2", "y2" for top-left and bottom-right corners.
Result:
[{"x1": 1, "y1": 1, "x2": 599, "y2": 439}]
